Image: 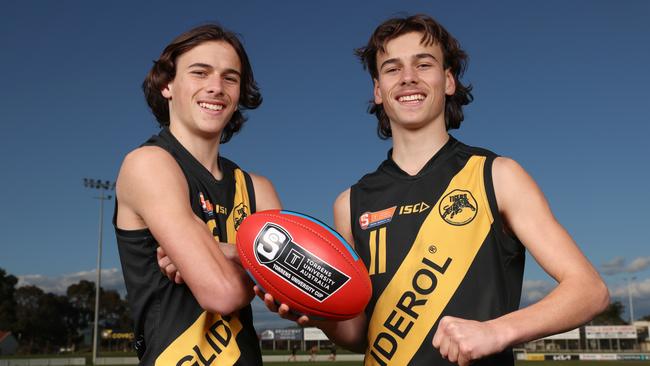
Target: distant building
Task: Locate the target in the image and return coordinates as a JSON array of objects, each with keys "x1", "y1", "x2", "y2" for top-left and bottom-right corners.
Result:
[
  {"x1": 634, "y1": 321, "x2": 650, "y2": 352},
  {"x1": 524, "y1": 325, "x2": 644, "y2": 352},
  {"x1": 0, "y1": 331, "x2": 18, "y2": 356},
  {"x1": 258, "y1": 327, "x2": 334, "y2": 352}
]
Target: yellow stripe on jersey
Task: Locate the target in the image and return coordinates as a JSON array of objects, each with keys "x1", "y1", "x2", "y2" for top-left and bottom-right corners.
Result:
[
  {"x1": 157, "y1": 168, "x2": 253, "y2": 366},
  {"x1": 377, "y1": 227, "x2": 386, "y2": 273},
  {"x1": 369, "y1": 228, "x2": 388, "y2": 275},
  {"x1": 226, "y1": 168, "x2": 252, "y2": 244},
  {"x1": 155, "y1": 312, "x2": 243, "y2": 366},
  {"x1": 365, "y1": 156, "x2": 493, "y2": 366},
  {"x1": 369, "y1": 230, "x2": 377, "y2": 275}
]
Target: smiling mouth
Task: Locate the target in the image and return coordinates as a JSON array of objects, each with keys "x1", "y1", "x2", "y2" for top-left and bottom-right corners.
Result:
[
  {"x1": 198, "y1": 102, "x2": 224, "y2": 111},
  {"x1": 397, "y1": 93, "x2": 426, "y2": 103}
]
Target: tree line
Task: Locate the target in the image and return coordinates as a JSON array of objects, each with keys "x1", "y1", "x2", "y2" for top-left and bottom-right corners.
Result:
[
  {"x1": 1, "y1": 267, "x2": 649, "y2": 354},
  {"x1": 0, "y1": 268, "x2": 133, "y2": 354}
]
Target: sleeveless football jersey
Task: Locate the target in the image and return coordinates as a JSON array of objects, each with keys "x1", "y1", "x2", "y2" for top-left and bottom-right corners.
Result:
[
  {"x1": 350, "y1": 136, "x2": 525, "y2": 366},
  {"x1": 114, "y1": 128, "x2": 261, "y2": 366}
]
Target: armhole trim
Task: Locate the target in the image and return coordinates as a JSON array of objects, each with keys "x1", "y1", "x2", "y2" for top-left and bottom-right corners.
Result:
[
  {"x1": 243, "y1": 170, "x2": 257, "y2": 214},
  {"x1": 483, "y1": 154, "x2": 503, "y2": 231}
]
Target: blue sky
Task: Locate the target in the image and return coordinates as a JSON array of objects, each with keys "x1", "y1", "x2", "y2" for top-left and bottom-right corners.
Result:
[{"x1": 1, "y1": 0, "x2": 649, "y2": 330}]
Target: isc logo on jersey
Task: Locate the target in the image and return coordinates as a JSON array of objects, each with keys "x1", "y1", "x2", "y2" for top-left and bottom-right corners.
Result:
[{"x1": 398, "y1": 201, "x2": 430, "y2": 215}]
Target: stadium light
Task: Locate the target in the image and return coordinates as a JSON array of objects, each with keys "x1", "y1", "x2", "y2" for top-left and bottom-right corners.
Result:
[
  {"x1": 83, "y1": 178, "x2": 114, "y2": 365},
  {"x1": 627, "y1": 276, "x2": 637, "y2": 323}
]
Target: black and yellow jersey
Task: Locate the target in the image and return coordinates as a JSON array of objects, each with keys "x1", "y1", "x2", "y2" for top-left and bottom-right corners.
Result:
[
  {"x1": 350, "y1": 136, "x2": 525, "y2": 366},
  {"x1": 114, "y1": 128, "x2": 261, "y2": 366}
]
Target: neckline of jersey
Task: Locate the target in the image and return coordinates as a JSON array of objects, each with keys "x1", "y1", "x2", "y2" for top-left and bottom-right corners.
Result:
[
  {"x1": 159, "y1": 128, "x2": 230, "y2": 186},
  {"x1": 381, "y1": 135, "x2": 459, "y2": 180}
]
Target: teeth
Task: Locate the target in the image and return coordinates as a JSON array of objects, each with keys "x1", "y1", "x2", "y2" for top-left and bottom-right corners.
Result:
[
  {"x1": 199, "y1": 102, "x2": 224, "y2": 111},
  {"x1": 398, "y1": 94, "x2": 425, "y2": 102}
]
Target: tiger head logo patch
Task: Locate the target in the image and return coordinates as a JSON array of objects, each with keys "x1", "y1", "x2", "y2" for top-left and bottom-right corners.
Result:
[
  {"x1": 439, "y1": 189, "x2": 478, "y2": 226},
  {"x1": 233, "y1": 202, "x2": 249, "y2": 230}
]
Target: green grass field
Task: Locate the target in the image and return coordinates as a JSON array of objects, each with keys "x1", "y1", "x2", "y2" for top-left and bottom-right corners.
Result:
[
  {"x1": 258, "y1": 362, "x2": 650, "y2": 366},
  {"x1": 523, "y1": 362, "x2": 644, "y2": 365},
  {"x1": 3, "y1": 352, "x2": 649, "y2": 366},
  {"x1": 3, "y1": 358, "x2": 649, "y2": 365}
]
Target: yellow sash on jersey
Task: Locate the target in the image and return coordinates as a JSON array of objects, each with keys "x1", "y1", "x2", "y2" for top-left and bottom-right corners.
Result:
[
  {"x1": 365, "y1": 156, "x2": 494, "y2": 366},
  {"x1": 226, "y1": 169, "x2": 252, "y2": 241},
  {"x1": 156, "y1": 312, "x2": 243, "y2": 365},
  {"x1": 156, "y1": 168, "x2": 252, "y2": 366}
]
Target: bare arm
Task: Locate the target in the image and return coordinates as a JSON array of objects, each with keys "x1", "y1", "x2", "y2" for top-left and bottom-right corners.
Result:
[
  {"x1": 317, "y1": 189, "x2": 368, "y2": 352},
  {"x1": 254, "y1": 189, "x2": 368, "y2": 353},
  {"x1": 488, "y1": 157, "x2": 609, "y2": 343},
  {"x1": 157, "y1": 172, "x2": 282, "y2": 282},
  {"x1": 116, "y1": 147, "x2": 254, "y2": 315},
  {"x1": 433, "y1": 157, "x2": 609, "y2": 365},
  {"x1": 249, "y1": 173, "x2": 282, "y2": 211}
]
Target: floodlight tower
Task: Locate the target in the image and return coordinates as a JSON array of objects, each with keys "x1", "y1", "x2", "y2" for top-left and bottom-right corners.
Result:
[
  {"x1": 83, "y1": 178, "x2": 115, "y2": 365},
  {"x1": 627, "y1": 276, "x2": 637, "y2": 323}
]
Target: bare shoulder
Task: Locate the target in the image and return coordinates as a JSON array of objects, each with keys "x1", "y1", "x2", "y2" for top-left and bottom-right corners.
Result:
[
  {"x1": 492, "y1": 156, "x2": 530, "y2": 184},
  {"x1": 492, "y1": 157, "x2": 543, "y2": 210},
  {"x1": 249, "y1": 172, "x2": 282, "y2": 211},
  {"x1": 333, "y1": 188, "x2": 353, "y2": 246},
  {"x1": 333, "y1": 188, "x2": 351, "y2": 213},
  {"x1": 120, "y1": 146, "x2": 178, "y2": 177},
  {"x1": 117, "y1": 146, "x2": 183, "y2": 194},
  {"x1": 116, "y1": 146, "x2": 189, "y2": 224},
  {"x1": 248, "y1": 172, "x2": 273, "y2": 190}
]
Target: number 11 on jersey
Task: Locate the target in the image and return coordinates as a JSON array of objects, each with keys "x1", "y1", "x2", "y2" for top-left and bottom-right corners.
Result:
[{"x1": 368, "y1": 227, "x2": 386, "y2": 275}]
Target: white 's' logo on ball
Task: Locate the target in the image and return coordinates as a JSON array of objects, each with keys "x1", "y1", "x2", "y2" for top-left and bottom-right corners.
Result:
[{"x1": 257, "y1": 226, "x2": 287, "y2": 260}]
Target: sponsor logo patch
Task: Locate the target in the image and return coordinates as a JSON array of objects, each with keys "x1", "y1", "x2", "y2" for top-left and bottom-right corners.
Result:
[
  {"x1": 439, "y1": 189, "x2": 478, "y2": 226},
  {"x1": 359, "y1": 206, "x2": 397, "y2": 230},
  {"x1": 254, "y1": 223, "x2": 350, "y2": 302},
  {"x1": 199, "y1": 192, "x2": 227, "y2": 217},
  {"x1": 199, "y1": 192, "x2": 215, "y2": 218}
]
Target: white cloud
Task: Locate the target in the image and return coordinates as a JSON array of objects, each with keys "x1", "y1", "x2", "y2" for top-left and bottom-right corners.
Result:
[
  {"x1": 520, "y1": 277, "x2": 650, "y2": 320},
  {"x1": 608, "y1": 277, "x2": 650, "y2": 320},
  {"x1": 601, "y1": 256, "x2": 650, "y2": 276},
  {"x1": 17, "y1": 268, "x2": 126, "y2": 295},
  {"x1": 521, "y1": 279, "x2": 555, "y2": 304},
  {"x1": 609, "y1": 277, "x2": 650, "y2": 299},
  {"x1": 627, "y1": 257, "x2": 650, "y2": 273},
  {"x1": 601, "y1": 256, "x2": 626, "y2": 275}
]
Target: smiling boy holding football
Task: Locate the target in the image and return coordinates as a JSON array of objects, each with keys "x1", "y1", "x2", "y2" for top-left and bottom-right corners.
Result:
[
  {"x1": 260, "y1": 14, "x2": 608, "y2": 366},
  {"x1": 114, "y1": 24, "x2": 281, "y2": 366}
]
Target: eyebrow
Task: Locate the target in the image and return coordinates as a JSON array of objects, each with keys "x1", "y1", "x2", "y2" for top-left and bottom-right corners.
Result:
[
  {"x1": 414, "y1": 53, "x2": 438, "y2": 62},
  {"x1": 379, "y1": 53, "x2": 439, "y2": 70},
  {"x1": 188, "y1": 63, "x2": 212, "y2": 69},
  {"x1": 187, "y1": 63, "x2": 241, "y2": 76}
]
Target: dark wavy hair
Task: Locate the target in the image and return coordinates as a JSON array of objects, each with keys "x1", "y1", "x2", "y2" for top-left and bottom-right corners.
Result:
[
  {"x1": 142, "y1": 24, "x2": 262, "y2": 143},
  {"x1": 355, "y1": 14, "x2": 473, "y2": 139}
]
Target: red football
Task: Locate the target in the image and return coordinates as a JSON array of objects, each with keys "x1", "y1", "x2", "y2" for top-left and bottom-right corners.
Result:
[{"x1": 237, "y1": 210, "x2": 371, "y2": 320}]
